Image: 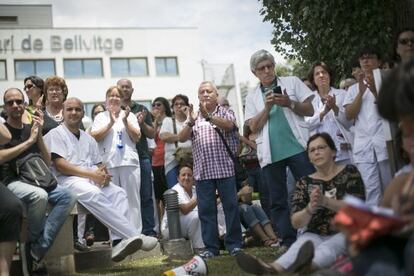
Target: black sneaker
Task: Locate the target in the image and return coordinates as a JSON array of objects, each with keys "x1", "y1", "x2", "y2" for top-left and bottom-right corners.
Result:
[
  {"x1": 32, "y1": 259, "x2": 48, "y2": 276},
  {"x1": 85, "y1": 231, "x2": 95, "y2": 247},
  {"x1": 74, "y1": 241, "x2": 90, "y2": 252},
  {"x1": 20, "y1": 243, "x2": 49, "y2": 276}
]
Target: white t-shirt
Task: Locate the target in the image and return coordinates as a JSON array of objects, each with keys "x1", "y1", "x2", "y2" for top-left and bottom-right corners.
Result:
[
  {"x1": 91, "y1": 110, "x2": 140, "y2": 168},
  {"x1": 159, "y1": 117, "x2": 191, "y2": 174}
]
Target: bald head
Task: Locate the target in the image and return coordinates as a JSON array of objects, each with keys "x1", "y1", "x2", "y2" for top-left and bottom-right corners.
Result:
[
  {"x1": 117, "y1": 79, "x2": 134, "y2": 102},
  {"x1": 3, "y1": 87, "x2": 24, "y2": 103},
  {"x1": 63, "y1": 97, "x2": 84, "y2": 131},
  {"x1": 64, "y1": 97, "x2": 84, "y2": 111}
]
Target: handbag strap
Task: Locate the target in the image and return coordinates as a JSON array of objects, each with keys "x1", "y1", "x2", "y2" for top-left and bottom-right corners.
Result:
[
  {"x1": 172, "y1": 117, "x2": 178, "y2": 148},
  {"x1": 214, "y1": 127, "x2": 237, "y2": 164}
]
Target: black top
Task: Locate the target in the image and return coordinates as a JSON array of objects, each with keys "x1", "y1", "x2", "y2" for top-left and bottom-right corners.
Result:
[
  {"x1": 129, "y1": 101, "x2": 153, "y2": 160},
  {"x1": 291, "y1": 164, "x2": 365, "y2": 236},
  {"x1": 0, "y1": 123, "x2": 41, "y2": 184}
]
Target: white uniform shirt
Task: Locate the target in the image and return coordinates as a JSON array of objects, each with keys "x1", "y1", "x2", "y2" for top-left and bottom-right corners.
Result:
[
  {"x1": 44, "y1": 124, "x2": 102, "y2": 184},
  {"x1": 305, "y1": 88, "x2": 353, "y2": 162},
  {"x1": 343, "y1": 83, "x2": 388, "y2": 163},
  {"x1": 91, "y1": 110, "x2": 140, "y2": 169},
  {"x1": 160, "y1": 117, "x2": 192, "y2": 173},
  {"x1": 244, "y1": 76, "x2": 314, "y2": 168}
]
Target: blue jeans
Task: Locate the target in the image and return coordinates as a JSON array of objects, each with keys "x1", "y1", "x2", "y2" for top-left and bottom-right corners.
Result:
[
  {"x1": 247, "y1": 165, "x2": 271, "y2": 219},
  {"x1": 166, "y1": 165, "x2": 178, "y2": 189},
  {"x1": 262, "y1": 151, "x2": 315, "y2": 246},
  {"x1": 239, "y1": 204, "x2": 270, "y2": 229},
  {"x1": 139, "y1": 158, "x2": 156, "y2": 236},
  {"x1": 196, "y1": 176, "x2": 242, "y2": 255},
  {"x1": 8, "y1": 182, "x2": 77, "y2": 259}
]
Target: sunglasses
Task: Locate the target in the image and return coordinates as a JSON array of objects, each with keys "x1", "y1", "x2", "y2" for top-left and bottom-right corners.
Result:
[
  {"x1": 24, "y1": 84, "x2": 36, "y2": 91},
  {"x1": 399, "y1": 38, "x2": 414, "y2": 45},
  {"x1": 152, "y1": 103, "x2": 162, "y2": 107},
  {"x1": 5, "y1": 99, "x2": 24, "y2": 106}
]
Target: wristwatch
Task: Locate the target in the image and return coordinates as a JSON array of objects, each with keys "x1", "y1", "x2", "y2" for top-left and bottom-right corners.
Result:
[{"x1": 290, "y1": 101, "x2": 296, "y2": 110}]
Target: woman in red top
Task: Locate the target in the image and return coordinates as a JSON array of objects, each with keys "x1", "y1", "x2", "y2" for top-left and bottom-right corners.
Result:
[{"x1": 151, "y1": 97, "x2": 172, "y2": 228}]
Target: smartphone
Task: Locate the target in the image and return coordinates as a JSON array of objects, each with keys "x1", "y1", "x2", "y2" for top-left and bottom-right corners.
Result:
[{"x1": 273, "y1": 86, "x2": 282, "y2": 94}]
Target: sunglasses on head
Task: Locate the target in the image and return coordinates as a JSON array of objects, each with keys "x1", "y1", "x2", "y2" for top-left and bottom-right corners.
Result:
[
  {"x1": 5, "y1": 99, "x2": 24, "y2": 106},
  {"x1": 24, "y1": 84, "x2": 36, "y2": 91},
  {"x1": 399, "y1": 37, "x2": 414, "y2": 45},
  {"x1": 152, "y1": 103, "x2": 162, "y2": 107}
]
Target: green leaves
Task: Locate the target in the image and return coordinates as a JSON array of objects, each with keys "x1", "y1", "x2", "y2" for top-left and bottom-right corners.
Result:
[{"x1": 259, "y1": 0, "x2": 396, "y2": 83}]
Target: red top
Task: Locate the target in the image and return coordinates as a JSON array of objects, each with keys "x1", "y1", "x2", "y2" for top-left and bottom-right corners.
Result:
[{"x1": 152, "y1": 128, "x2": 165, "y2": 167}]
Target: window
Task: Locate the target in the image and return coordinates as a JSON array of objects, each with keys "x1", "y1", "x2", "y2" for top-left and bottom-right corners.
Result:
[
  {"x1": 111, "y1": 58, "x2": 148, "y2": 77},
  {"x1": 0, "y1": 60, "x2": 6, "y2": 80},
  {"x1": 14, "y1": 60, "x2": 55, "y2": 80},
  {"x1": 0, "y1": 16, "x2": 18, "y2": 24},
  {"x1": 64, "y1": 59, "x2": 103, "y2": 78},
  {"x1": 155, "y1": 57, "x2": 178, "y2": 76}
]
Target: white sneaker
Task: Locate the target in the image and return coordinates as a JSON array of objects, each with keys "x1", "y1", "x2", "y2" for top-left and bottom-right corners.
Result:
[
  {"x1": 111, "y1": 236, "x2": 143, "y2": 262},
  {"x1": 140, "y1": 235, "x2": 158, "y2": 251}
]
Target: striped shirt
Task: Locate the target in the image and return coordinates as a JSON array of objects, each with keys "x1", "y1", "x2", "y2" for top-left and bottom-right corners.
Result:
[{"x1": 191, "y1": 105, "x2": 239, "y2": 181}]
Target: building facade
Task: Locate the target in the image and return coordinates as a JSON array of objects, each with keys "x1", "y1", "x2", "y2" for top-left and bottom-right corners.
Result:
[{"x1": 0, "y1": 4, "x2": 203, "y2": 115}]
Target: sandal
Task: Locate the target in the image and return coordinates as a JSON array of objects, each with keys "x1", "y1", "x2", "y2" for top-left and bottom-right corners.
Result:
[{"x1": 263, "y1": 238, "x2": 279, "y2": 247}]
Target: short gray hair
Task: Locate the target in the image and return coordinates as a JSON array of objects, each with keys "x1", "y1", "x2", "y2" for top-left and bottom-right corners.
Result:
[{"x1": 250, "y1": 49, "x2": 275, "y2": 72}]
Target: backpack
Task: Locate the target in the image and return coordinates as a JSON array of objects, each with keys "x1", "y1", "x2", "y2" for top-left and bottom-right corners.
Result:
[{"x1": 16, "y1": 153, "x2": 57, "y2": 192}]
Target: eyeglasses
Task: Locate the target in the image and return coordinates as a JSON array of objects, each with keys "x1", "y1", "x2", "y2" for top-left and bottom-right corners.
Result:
[
  {"x1": 152, "y1": 103, "x2": 162, "y2": 107},
  {"x1": 308, "y1": 144, "x2": 328, "y2": 154},
  {"x1": 24, "y1": 84, "x2": 36, "y2": 91},
  {"x1": 5, "y1": 99, "x2": 24, "y2": 106},
  {"x1": 255, "y1": 63, "x2": 274, "y2": 72},
  {"x1": 47, "y1": 87, "x2": 63, "y2": 93},
  {"x1": 399, "y1": 37, "x2": 414, "y2": 45}
]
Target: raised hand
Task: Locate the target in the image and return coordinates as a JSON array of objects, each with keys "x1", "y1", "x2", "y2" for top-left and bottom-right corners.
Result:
[
  {"x1": 109, "y1": 108, "x2": 117, "y2": 124},
  {"x1": 273, "y1": 89, "x2": 292, "y2": 108},
  {"x1": 31, "y1": 109, "x2": 44, "y2": 139},
  {"x1": 308, "y1": 186, "x2": 324, "y2": 214},
  {"x1": 199, "y1": 102, "x2": 209, "y2": 119},
  {"x1": 264, "y1": 92, "x2": 275, "y2": 110},
  {"x1": 122, "y1": 105, "x2": 131, "y2": 123},
  {"x1": 185, "y1": 104, "x2": 196, "y2": 123},
  {"x1": 364, "y1": 72, "x2": 377, "y2": 96},
  {"x1": 136, "y1": 110, "x2": 147, "y2": 125},
  {"x1": 28, "y1": 123, "x2": 40, "y2": 145}
]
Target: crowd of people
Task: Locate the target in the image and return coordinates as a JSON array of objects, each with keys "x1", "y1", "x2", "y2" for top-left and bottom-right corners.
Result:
[{"x1": 0, "y1": 27, "x2": 413, "y2": 276}]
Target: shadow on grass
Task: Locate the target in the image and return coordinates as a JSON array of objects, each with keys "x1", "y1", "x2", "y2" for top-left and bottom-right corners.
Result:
[{"x1": 77, "y1": 246, "x2": 284, "y2": 276}]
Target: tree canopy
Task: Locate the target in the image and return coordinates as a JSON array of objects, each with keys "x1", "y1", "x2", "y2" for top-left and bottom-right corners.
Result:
[{"x1": 260, "y1": 0, "x2": 396, "y2": 82}]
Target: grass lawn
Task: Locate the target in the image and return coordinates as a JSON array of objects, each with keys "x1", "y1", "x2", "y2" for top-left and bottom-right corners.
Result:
[{"x1": 77, "y1": 246, "x2": 285, "y2": 276}]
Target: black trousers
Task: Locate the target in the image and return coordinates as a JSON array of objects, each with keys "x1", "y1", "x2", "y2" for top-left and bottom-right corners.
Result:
[{"x1": 0, "y1": 183, "x2": 24, "y2": 241}]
